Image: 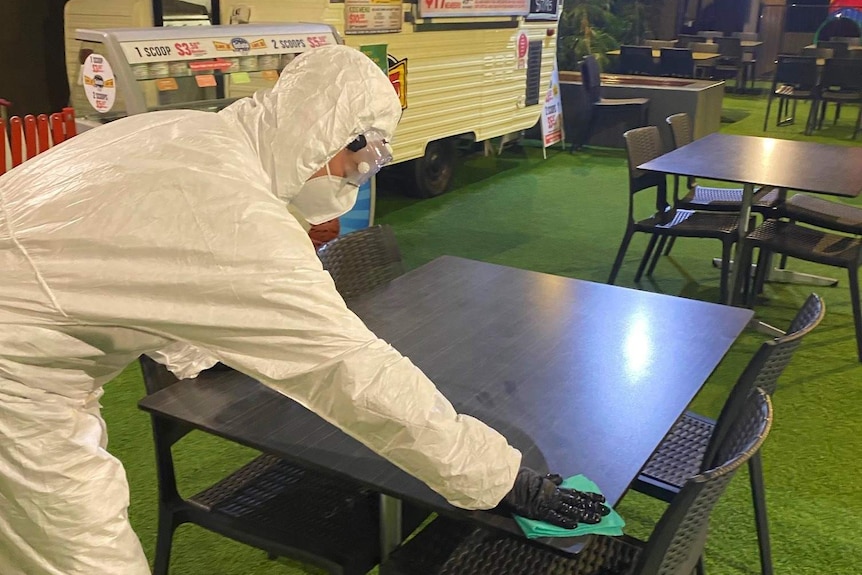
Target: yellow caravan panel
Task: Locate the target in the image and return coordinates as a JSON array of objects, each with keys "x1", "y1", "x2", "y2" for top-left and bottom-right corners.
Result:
[{"x1": 220, "y1": 0, "x2": 560, "y2": 164}]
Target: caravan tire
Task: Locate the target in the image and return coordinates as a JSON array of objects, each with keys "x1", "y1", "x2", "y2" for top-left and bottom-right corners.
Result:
[{"x1": 407, "y1": 138, "x2": 457, "y2": 198}]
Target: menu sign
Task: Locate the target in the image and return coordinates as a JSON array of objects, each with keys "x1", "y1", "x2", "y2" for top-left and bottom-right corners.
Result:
[
  {"x1": 345, "y1": 0, "x2": 403, "y2": 34},
  {"x1": 120, "y1": 32, "x2": 337, "y2": 65},
  {"x1": 418, "y1": 0, "x2": 530, "y2": 18}
]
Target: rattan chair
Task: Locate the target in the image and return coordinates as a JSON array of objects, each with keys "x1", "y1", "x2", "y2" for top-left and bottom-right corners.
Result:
[
  {"x1": 620, "y1": 45, "x2": 656, "y2": 75},
  {"x1": 659, "y1": 47, "x2": 695, "y2": 77},
  {"x1": 763, "y1": 55, "x2": 821, "y2": 134},
  {"x1": 140, "y1": 355, "x2": 424, "y2": 575},
  {"x1": 380, "y1": 388, "x2": 774, "y2": 575},
  {"x1": 714, "y1": 36, "x2": 747, "y2": 91},
  {"x1": 633, "y1": 293, "x2": 824, "y2": 575},
  {"x1": 737, "y1": 220, "x2": 862, "y2": 361},
  {"x1": 658, "y1": 113, "x2": 780, "y2": 260},
  {"x1": 667, "y1": 113, "x2": 780, "y2": 214},
  {"x1": 814, "y1": 57, "x2": 862, "y2": 138},
  {"x1": 608, "y1": 126, "x2": 750, "y2": 302},
  {"x1": 576, "y1": 55, "x2": 650, "y2": 150},
  {"x1": 317, "y1": 224, "x2": 405, "y2": 300}
]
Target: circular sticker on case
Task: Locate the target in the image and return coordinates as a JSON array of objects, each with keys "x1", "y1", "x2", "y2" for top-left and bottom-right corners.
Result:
[{"x1": 82, "y1": 53, "x2": 116, "y2": 113}]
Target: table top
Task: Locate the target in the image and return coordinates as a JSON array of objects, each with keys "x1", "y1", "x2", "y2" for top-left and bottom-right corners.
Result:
[
  {"x1": 139, "y1": 256, "x2": 753, "y2": 553},
  {"x1": 638, "y1": 133, "x2": 862, "y2": 197},
  {"x1": 607, "y1": 48, "x2": 720, "y2": 61}
]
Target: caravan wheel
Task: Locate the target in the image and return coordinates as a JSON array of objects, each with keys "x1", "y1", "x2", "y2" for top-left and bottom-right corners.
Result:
[{"x1": 407, "y1": 138, "x2": 457, "y2": 198}]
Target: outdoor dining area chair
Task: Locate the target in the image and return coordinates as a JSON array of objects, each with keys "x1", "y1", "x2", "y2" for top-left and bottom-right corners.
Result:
[
  {"x1": 632, "y1": 293, "x2": 824, "y2": 575},
  {"x1": 737, "y1": 220, "x2": 862, "y2": 361},
  {"x1": 762, "y1": 55, "x2": 820, "y2": 134},
  {"x1": 379, "y1": 388, "x2": 774, "y2": 575},
  {"x1": 608, "y1": 126, "x2": 751, "y2": 302},
  {"x1": 317, "y1": 224, "x2": 405, "y2": 300},
  {"x1": 814, "y1": 57, "x2": 862, "y2": 139}
]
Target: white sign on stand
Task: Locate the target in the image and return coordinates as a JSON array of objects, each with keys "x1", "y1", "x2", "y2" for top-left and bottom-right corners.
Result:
[{"x1": 540, "y1": 60, "x2": 565, "y2": 158}]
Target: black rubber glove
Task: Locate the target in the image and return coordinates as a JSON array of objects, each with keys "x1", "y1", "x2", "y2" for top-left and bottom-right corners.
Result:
[{"x1": 500, "y1": 468, "x2": 610, "y2": 529}]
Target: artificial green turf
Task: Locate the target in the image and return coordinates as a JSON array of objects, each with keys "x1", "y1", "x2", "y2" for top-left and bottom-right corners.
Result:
[{"x1": 102, "y1": 89, "x2": 862, "y2": 574}]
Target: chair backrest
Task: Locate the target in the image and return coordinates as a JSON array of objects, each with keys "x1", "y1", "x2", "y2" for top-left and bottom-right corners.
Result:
[
  {"x1": 316, "y1": 224, "x2": 404, "y2": 300},
  {"x1": 666, "y1": 113, "x2": 693, "y2": 148},
  {"x1": 623, "y1": 126, "x2": 668, "y2": 215},
  {"x1": 700, "y1": 293, "x2": 824, "y2": 470},
  {"x1": 818, "y1": 40, "x2": 850, "y2": 58},
  {"x1": 634, "y1": 388, "x2": 773, "y2": 575},
  {"x1": 716, "y1": 36, "x2": 743, "y2": 59},
  {"x1": 690, "y1": 41, "x2": 719, "y2": 54},
  {"x1": 580, "y1": 55, "x2": 603, "y2": 104},
  {"x1": 620, "y1": 45, "x2": 655, "y2": 75},
  {"x1": 773, "y1": 55, "x2": 819, "y2": 89},
  {"x1": 821, "y1": 57, "x2": 862, "y2": 91},
  {"x1": 659, "y1": 48, "x2": 695, "y2": 77},
  {"x1": 646, "y1": 39, "x2": 677, "y2": 49}
]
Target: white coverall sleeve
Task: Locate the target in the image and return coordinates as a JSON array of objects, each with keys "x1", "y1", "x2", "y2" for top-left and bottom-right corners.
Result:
[
  {"x1": 146, "y1": 342, "x2": 219, "y2": 379},
  {"x1": 45, "y1": 197, "x2": 520, "y2": 509}
]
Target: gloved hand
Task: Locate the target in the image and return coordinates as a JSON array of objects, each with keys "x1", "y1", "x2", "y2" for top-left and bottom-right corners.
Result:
[{"x1": 500, "y1": 468, "x2": 610, "y2": 529}]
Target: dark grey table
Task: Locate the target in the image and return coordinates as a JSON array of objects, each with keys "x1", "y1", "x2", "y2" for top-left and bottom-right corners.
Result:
[
  {"x1": 638, "y1": 133, "x2": 862, "y2": 304},
  {"x1": 139, "y1": 256, "x2": 753, "y2": 557}
]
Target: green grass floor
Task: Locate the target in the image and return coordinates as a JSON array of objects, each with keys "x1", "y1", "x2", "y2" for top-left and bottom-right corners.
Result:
[{"x1": 103, "y1": 89, "x2": 862, "y2": 574}]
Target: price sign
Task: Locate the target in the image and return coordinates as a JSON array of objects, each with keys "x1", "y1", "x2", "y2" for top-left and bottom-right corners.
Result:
[{"x1": 345, "y1": 0, "x2": 403, "y2": 34}]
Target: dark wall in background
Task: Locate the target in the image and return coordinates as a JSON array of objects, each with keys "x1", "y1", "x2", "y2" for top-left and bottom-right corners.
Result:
[{"x1": 0, "y1": 0, "x2": 70, "y2": 117}]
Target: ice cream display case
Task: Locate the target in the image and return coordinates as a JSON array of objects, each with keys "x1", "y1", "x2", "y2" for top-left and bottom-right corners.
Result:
[{"x1": 70, "y1": 24, "x2": 341, "y2": 127}]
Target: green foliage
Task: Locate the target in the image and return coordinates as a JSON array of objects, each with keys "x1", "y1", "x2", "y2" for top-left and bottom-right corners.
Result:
[{"x1": 556, "y1": 0, "x2": 654, "y2": 71}]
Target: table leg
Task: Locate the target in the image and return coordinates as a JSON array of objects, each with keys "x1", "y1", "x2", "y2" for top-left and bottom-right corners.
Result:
[
  {"x1": 728, "y1": 182, "x2": 755, "y2": 305},
  {"x1": 380, "y1": 494, "x2": 403, "y2": 560}
]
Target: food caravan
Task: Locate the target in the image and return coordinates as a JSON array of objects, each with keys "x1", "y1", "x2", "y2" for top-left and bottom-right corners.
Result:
[{"x1": 64, "y1": 0, "x2": 561, "y2": 197}]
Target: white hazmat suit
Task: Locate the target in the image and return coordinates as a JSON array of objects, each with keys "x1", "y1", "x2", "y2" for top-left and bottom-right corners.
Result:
[{"x1": 0, "y1": 45, "x2": 520, "y2": 574}]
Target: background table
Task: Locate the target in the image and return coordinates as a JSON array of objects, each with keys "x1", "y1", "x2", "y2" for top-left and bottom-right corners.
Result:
[
  {"x1": 638, "y1": 134, "x2": 862, "y2": 304},
  {"x1": 139, "y1": 256, "x2": 753, "y2": 556}
]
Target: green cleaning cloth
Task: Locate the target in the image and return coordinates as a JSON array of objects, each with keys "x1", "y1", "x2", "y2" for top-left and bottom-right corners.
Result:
[{"x1": 513, "y1": 475, "x2": 625, "y2": 539}]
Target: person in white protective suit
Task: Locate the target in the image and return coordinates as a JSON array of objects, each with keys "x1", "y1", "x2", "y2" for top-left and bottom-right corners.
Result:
[{"x1": 0, "y1": 45, "x2": 608, "y2": 575}]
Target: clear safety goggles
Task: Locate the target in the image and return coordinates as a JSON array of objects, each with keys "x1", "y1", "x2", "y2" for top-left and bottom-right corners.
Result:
[{"x1": 345, "y1": 129, "x2": 393, "y2": 187}]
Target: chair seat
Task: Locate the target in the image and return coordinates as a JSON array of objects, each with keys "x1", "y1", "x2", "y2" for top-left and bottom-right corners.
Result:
[
  {"x1": 635, "y1": 411, "x2": 714, "y2": 498},
  {"x1": 188, "y1": 454, "x2": 386, "y2": 573},
  {"x1": 746, "y1": 220, "x2": 862, "y2": 268},
  {"x1": 679, "y1": 186, "x2": 781, "y2": 212},
  {"x1": 820, "y1": 91, "x2": 862, "y2": 102},
  {"x1": 775, "y1": 85, "x2": 813, "y2": 98},
  {"x1": 782, "y1": 194, "x2": 862, "y2": 235},
  {"x1": 636, "y1": 209, "x2": 742, "y2": 237},
  {"x1": 381, "y1": 516, "x2": 642, "y2": 575}
]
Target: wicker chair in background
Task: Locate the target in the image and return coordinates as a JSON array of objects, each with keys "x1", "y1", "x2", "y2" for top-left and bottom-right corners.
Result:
[
  {"x1": 667, "y1": 112, "x2": 780, "y2": 214},
  {"x1": 379, "y1": 388, "x2": 774, "y2": 575},
  {"x1": 659, "y1": 48, "x2": 695, "y2": 78},
  {"x1": 608, "y1": 126, "x2": 750, "y2": 302},
  {"x1": 762, "y1": 55, "x2": 821, "y2": 134},
  {"x1": 317, "y1": 224, "x2": 405, "y2": 300},
  {"x1": 814, "y1": 57, "x2": 862, "y2": 139},
  {"x1": 633, "y1": 293, "x2": 824, "y2": 575},
  {"x1": 736, "y1": 218, "x2": 862, "y2": 361}
]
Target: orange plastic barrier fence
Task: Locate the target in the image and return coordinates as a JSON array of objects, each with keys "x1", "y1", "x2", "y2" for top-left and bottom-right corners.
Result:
[{"x1": 1, "y1": 107, "x2": 77, "y2": 176}]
